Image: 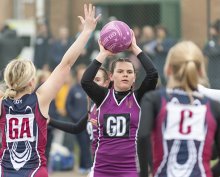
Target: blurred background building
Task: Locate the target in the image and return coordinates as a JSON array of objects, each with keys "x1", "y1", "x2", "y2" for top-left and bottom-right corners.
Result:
[{"x1": 1, "y1": 0, "x2": 220, "y2": 46}]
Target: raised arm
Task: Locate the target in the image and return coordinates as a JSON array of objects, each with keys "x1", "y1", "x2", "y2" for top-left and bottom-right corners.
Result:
[
  {"x1": 128, "y1": 30, "x2": 158, "y2": 102},
  {"x1": 135, "y1": 52, "x2": 158, "y2": 102},
  {"x1": 81, "y1": 40, "x2": 114, "y2": 106},
  {"x1": 81, "y1": 59, "x2": 108, "y2": 106},
  {"x1": 36, "y1": 4, "x2": 101, "y2": 115},
  {"x1": 198, "y1": 84, "x2": 220, "y2": 102},
  {"x1": 49, "y1": 113, "x2": 88, "y2": 134},
  {"x1": 129, "y1": 31, "x2": 158, "y2": 102}
]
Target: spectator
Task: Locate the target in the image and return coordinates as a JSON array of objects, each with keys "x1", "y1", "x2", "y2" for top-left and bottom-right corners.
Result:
[
  {"x1": 66, "y1": 64, "x2": 92, "y2": 174},
  {"x1": 49, "y1": 26, "x2": 73, "y2": 70},
  {"x1": 140, "y1": 25, "x2": 157, "y2": 57},
  {"x1": 134, "y1": 25, "x2": 156, "y2": 89},
  {"x1": 55, "y1": 72, "x2": 73, "y2": 117},
  {"x1": 203, "y1": 19, "x2": 220, "y2": 89},
  {"x1": 132, "y1": 25, "x2": 142, "y2": 46},
  {"x1": 0, "y1": 27, "x2": 23, "y2": 79},
  {"x1": 34, "y1": 23, "x2": 52, "y2": 70},
  {"x1": 153, "y1": 25, "x2": 176, "y2": 86}
]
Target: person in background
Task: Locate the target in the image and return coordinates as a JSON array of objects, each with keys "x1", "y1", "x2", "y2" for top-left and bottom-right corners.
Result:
[
  {"x1": 137, "y1": 41, "x2": 220, "y2": 177},
  {"x1": 203, "y1": 19, "x2": 220, "y2": 89},
  {"x1": 34, "y1": 23, "x2": 52, "y2": 70},
  {"x1": 86, "y1": 67, "x2": 110, "y2": 157},
  {"x1": 49, "y1": 26, "x2": 73, "y2": 70},
  {"x1": 0, "y1": 25, "x2": 23, "y2": 79},
  {"x1": 55, "y1": 72, "x2": 73, "y2": 119},
  {"x1": 46, "y1": 67, "x2": 110, "y2": 159},
  {"x1": 65, "y1": 64, "x2": 92, "y2": 174},
  {"x1": 132, "y1": 25, "x2": 142, "y2": 46},
  {"x1": 153, "y1": 25, "x2": 176, "y2": 86},
  {"x1": 140, "y1": 25, "x2": 156, "y2": 58}
]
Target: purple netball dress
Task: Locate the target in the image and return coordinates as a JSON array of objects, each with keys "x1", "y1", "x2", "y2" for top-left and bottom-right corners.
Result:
[
  {"x1": 0, "y1": 93, "x2": 48, "y2": 177},
  {"x1": 89, "y1": 88, "x2": 140, "y2": 177},
  {"x1": 87, "y1": 103, "x2": 99, "y2": 157}
]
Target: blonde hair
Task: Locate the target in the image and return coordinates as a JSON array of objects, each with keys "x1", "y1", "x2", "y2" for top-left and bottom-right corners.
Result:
[
  {"x1": 164, "y1": 41, "x2": 208, "y2": 91},
  {"x1": 0, "y1": 81, "x2": 6, "y2": 98},
  {"x1": 4, "y1": 59, "x2": 36, "y2": 98}
]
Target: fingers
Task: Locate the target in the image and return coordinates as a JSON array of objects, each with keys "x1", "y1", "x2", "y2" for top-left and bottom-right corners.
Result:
[
  {"x1": 98, "y1": 39, "x2": 101, "y2": 45},
  {"x1": 84, "y1": 3, "x2": 101, "y2": 21},
  {"x1": 130, "y1": 29, "x2": 136, "y2": 42},
  {"x1": 89, "y1": 118, "x2": 97, "y2": 126},
  {"x1": 84, "y1": 4, "x2": 88, "y2": 17},
  {"x1": 130, "y1": 29, "x2": 135, "y2": 41},
  {"x1": 95, "y1": 14, "x2": 102, "y2": 22},
  {"x1": 88, "y1": 3, "x2": 92, "y2": 15},
  {"x1": 82, "y1": 3, "x2": 101, "y2": 32},
  {"x1": 78, "y1": 16, "x2": 84, "y2": 24},
  {"x1": 98, "y1": 39, "x2": 104, "y2": 49},
  {"x1": 84, "y1": 3, "x2": 92, "y2": 17},
  {"x1": 47, "y1": 117, "x2": 50, "y2": 124},
  {"x1": 92, "y1": 6, "x2": 95, "y2": 18},
  {"x1": 130, "y1": 29, "x2": 134, "y2": 36}
]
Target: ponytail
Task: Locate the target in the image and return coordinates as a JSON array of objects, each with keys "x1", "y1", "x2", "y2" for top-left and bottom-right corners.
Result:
[
  {"x1": 174, "y1": 60, "x2": 199, "y2": 90},
  {"x1": 164, "y1": 41, "x2": 206, "y2": 92}
]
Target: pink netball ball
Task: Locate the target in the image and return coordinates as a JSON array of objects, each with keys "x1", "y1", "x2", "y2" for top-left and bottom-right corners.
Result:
[{"x1": 100, "y1": 20, "x2": 132, "y2": 53}]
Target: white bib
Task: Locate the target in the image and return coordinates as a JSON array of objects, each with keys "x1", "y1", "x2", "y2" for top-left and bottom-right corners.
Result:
[{"x1": 164, "y1": 103, "x2": 207, "y2": 141}]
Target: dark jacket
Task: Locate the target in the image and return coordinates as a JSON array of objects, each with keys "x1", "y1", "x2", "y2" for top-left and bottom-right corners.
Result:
[
  {"x1": 66, "y1": 84, "x2": 88, "y2": 122},
  {"x1": 0, "y1": 30, "x2": 23, "y2": 72}
]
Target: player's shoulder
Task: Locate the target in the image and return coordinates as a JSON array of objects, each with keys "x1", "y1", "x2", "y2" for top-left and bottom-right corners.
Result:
[
  {"x1": 145, "y1": 87, "x2": 163, "y2": 96},
  {"x1": 142, "y1": 88, "x2": 162, "y2": 103}
]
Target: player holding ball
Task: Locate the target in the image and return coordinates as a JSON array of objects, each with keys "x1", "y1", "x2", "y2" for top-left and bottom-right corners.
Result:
[{"x1": 81, "y1": 21, "x2": 158, "y2": 177}]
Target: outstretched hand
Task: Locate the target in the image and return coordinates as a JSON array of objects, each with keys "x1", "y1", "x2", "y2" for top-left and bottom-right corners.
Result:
[{"x1": 78, "y1": 4, "x2": 101, "y2": 33}]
